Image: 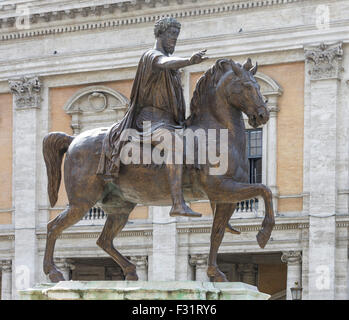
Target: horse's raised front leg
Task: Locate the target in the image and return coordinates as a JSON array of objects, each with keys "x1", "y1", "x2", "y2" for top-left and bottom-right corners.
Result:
[
  {"x1": 96, "y1": 202, "x2": 137, "y2": 280},
  {"x1": 205, "y1": 179, "x2": 275, "y2": 249},
  {"x1": 207, "y1": 203, "x2": 237, "y2": 282}
]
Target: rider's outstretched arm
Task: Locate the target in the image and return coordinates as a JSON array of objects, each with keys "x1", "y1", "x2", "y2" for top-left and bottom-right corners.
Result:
[
  {"x1": 154, "y1": 49, "x2": 208, "y2": 70},
  {"x1": 154, "y1": 56, "x2": 191, "y2": 70}
]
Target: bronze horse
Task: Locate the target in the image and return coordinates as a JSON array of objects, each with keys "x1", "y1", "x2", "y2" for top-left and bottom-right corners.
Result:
[{"x1": 42, "y1": 58, "x2": 274, "y2": 283}]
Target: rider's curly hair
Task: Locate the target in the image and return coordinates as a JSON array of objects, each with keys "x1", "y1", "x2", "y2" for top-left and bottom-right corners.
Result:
[{"x1": 154, "y1": 17, "x2": 181, "y2": 37}]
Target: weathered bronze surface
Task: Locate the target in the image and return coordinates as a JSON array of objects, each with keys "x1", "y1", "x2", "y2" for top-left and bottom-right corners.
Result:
[{"x1": 42, "y1": 18, "x2": 274, "y2": 283}]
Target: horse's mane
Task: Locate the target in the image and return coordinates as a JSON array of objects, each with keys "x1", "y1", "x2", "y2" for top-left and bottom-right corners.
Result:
[{"x1": 187, "y1": 58, "x2": 234, "y2": 124}]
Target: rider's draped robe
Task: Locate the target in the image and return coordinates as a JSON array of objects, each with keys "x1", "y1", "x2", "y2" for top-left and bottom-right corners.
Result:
[{"x1": 96, "y1": 49, "x2": 186, "y2": 177}]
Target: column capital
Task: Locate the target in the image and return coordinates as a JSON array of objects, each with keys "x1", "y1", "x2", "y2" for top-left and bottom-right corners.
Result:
[
  {"x1": 8, "y1": 75, "x2": 42, "y2": 109},
  {"x1": 189, "y1": 254, "x2": 208, "y2": 268},
  {"x1": 304, "y1": 42, "x2": 343, "y2": 80},
  {"x1": 281, "y1": 251, "x2": 302, "y2": 265},
  {"x1": 0, "y1": 260, "x2": 12, "y2": 272},
  {"x1": 268, "y1": 105, "x2": 280, "y2": 119},
  {"x1": 129, "y1": 256, "x2": 148, "y2": 270}
]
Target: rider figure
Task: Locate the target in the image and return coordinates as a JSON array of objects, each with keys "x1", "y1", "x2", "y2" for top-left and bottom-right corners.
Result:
[{"x1": 97, "y1": 17, "x2": 208, "y2": 218}]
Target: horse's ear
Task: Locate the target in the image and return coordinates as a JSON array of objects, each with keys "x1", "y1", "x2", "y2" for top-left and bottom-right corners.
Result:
[
  {"x1": 243, "y1": 58, "x2": 253, "y2": 71},
  {"x1": 231, "y1": 61, "x2": 242, "y2": 77},
  {"x1": 250, "y1": 62, "x2": 258, "y2": 75}
]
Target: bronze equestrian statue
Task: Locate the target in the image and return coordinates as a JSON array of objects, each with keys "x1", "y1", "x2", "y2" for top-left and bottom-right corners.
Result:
[
  {"x1": 42, "y1": 17, "x2": 274, "y2": 283},
  {"x1": 96, "y1": 17, "x2": 208, "y2": 219}
]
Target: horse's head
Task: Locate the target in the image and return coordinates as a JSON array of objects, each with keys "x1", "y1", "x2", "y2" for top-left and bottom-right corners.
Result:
[{"x1": 217, "y1": 58, "x2": 269, "y2": 128}]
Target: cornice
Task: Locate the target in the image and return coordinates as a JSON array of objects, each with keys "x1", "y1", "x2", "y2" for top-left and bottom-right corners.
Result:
[{"x1": 0, "y1": 0, "x2": 308, "y2": 41}]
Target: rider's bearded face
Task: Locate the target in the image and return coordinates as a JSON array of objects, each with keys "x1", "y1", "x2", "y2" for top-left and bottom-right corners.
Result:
[{"x1": 160, "y1": 26, "x2": 180, "y2": 55}]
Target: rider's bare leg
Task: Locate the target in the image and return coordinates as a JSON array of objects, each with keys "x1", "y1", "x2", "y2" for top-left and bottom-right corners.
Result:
[
  {"x1": 166, "y1": 164, "x2": 202, "y2": 218},
  {"x1": 151, "y1": 127, "x2": 202, "y2": 218}
]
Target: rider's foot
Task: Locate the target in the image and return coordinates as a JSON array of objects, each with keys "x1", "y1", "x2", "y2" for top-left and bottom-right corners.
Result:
[
  {"x1": 170, "y1": 203, "x2": 202, "y2": 218},
  {"x1": 225, "y1": 223, "x2": 241, "y2": 235}
]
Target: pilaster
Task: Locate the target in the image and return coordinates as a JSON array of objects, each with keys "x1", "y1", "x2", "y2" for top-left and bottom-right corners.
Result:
[
  {"x1": 9, "y1": 75, "x2": 42, "y2": 298},
  {"x1": 304, "y1": 42, "x2": 343, "y2": 299},
  {"x1": 149, "y1": 206, "x2": 178, "y2": 281}
]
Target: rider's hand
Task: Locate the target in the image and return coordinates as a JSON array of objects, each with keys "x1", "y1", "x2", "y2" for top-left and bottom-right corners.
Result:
[{"x1": 189, "y1": 50, "x2": 208, "y2": 65}]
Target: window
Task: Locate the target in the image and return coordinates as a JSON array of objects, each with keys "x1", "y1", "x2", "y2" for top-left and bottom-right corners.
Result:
[{"x1": 245, "y1": 129, "x2": 263, "y2": 184}]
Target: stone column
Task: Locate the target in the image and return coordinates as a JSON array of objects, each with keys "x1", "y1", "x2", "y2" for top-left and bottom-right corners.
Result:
[
  {"x1": 237, "y1": 263, "x2": 258, "y2": 286},
  {"x1": 0, "y1": 260, "x2": 12, "y2": 300},
  {"x1": 130, "y1": 256, "x2": 148, "y2": 281},
  {"x1": 304, "y1": 42, "x2": 343, "y2": 299},
  {"x1": 9, "y1": 76, "x2": 42, "y2": 298},
  {"x1": 281, "y1": 251, "x2": 302, "y2": 300},
  {"x1": 189, "y1": 254, "x2": 209, "y2": 282},
  {"x1": 55, "y1": 258, "x2": 75, "y2": 281}
]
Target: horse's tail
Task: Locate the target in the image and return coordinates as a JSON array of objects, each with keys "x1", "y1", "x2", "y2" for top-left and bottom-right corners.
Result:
[{"x1": 43, "y1": 132, "x2": 74, "y2": 207}]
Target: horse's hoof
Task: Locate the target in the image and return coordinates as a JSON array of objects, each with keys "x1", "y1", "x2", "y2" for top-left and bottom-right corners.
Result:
[
  {"x1": 210, "y1": 274, "x2": 228, "y2": 282},
  {"x1": 256, "y1": 230, "x2": 270, "y2": 249},
  {"x1": 207, "y1": 267, "x2": 228, "y2": 282},
  {"x1": 49, "y1": 270, "x2": 65, "y2": 283},
  {"x1": 125, "y1": 272, "x2": 139, "y2": 281}
]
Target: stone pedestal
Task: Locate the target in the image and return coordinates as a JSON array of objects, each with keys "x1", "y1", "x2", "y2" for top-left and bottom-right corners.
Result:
[{"x1": 18, "y1": 281, "x2": 270, "y2": 300}]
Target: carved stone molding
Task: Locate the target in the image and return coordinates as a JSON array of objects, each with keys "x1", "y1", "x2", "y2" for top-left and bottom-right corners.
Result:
[
  {"x1": 0, "y1": 234, "x2": 15, "y2": 241},
  {"x1": 36, "y1": 229, "x2": 152, "y2": 240},
  {"x1": 0, "y1": 259, "x2": 12, "y2": 272},
  {"x1": 0, "y1": 0, "x2": 306, "y2": 41},
  {"x1": 63, "y1": 85, "x2": 129, "y2": 134},
  {"x1": 305, "y1": 42, "x2": 343, "y2": 80},
  {"x1": 281, "y1": 250, "x2": 302, "y2": 265},
  {"x1": 178, "y1": 222, "x2": 309, "y2": 234},
  {"x1": 8, "y1": 76, "x2": 41, "y2": 109}
]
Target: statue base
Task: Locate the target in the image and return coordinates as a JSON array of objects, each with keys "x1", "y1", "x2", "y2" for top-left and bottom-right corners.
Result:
[{"x1": 19, "y1": 281, "x2": 270, "y2": 300}]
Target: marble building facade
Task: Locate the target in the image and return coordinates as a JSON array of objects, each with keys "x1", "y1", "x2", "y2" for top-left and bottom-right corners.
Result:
[{"x1": 0, "y1": 0, "x2": 348, "y2": 300}]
